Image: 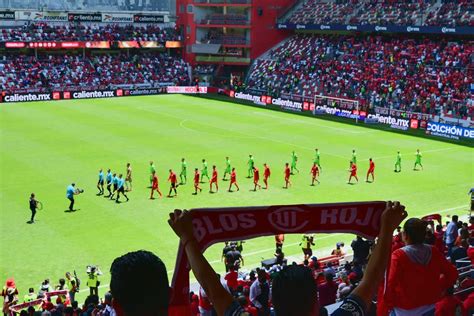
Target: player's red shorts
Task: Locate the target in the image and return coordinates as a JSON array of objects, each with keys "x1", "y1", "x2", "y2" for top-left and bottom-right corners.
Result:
[
  {"x1": 368, "y1": 169, "x2": 374, "y2": 174},
  {"x1": 152, "y1": 184, "x2": 158, "y2": 189},
  {"x1": 211, "y1": 179, "x2": 217, "y2": 183},
  {"x1": 254, "y1": 177, "x2": 259, "y2": 183},
  {"x1": 285, "y1": 176, "x2": 290, "y2": 181},
  {"x1": 351, "y1": 171, "x2": 357, "y2": 176}
]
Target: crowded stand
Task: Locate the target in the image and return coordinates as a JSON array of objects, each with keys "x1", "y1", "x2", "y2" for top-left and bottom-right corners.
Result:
[
  {"x1": 0, "y1": 23, "x2": 181, "y2": 42},
  {"x1": 2, "y1": 208, "x2": 473, "y2": 315},
  {"x1": 287, "y1": 1, "x2": 356, "y2": 25},
  {"x1": 425, "y1": 2, "x2": 474, "y2": 27},
  {"x1": 246, "y1": 34, "x2": 474, "y2": 119},
  {"x1": 0, "y1": 53, "x2": 190, "y2": 92},
  {"x1": 284, "y1": 0, "x2": 473, "y2": 27}
]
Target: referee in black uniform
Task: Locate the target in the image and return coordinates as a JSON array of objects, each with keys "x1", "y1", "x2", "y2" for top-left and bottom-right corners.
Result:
[{"x1": 29, "y1": 193, "x2": 38, "y2": 223}]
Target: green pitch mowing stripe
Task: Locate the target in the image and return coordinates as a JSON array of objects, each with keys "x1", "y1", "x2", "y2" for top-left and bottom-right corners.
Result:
[{"x1": 1, "y1": 94, "x2": 472, "y2": 301}]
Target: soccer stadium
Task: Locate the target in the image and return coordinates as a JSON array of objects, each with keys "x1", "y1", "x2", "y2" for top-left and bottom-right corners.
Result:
[{"x1": 0, "y1": 0, "x2": 473, "y2": 315}]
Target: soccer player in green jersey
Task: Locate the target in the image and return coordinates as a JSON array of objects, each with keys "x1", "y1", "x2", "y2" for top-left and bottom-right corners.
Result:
[
  {"x1": 247, "y1": 154, "x2": 255, "y2": 178},
  {"x1": 149, "y1": 161, "x2": 156, "y2": 187},
  {"x1": 291, "y1": 151, "x2": 299, "y2": 174},
  {"x1": 200, "y1": 159, "x2": 209, "y2": 183},
  {"x1": 394, "y1": 151, "x2": 402, "y2": 172},
  {"x1": 223, "y1": 156, "x2": 231, "y2": 181},
  {"x1": 413, "y1": 149, "x2": 423, "y2": 171},
  {"x1": 180, "y1": 158, "x2": 187, "y2": 184},
  {"x1": 314, "y1": 148, "x2": 322, "y2": 171},
  {"x1": 351, "y1": 149, "x2": 357, "y2": 166}
]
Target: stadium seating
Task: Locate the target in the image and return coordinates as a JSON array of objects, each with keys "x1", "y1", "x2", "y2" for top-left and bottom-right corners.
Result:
[
  {"x1": 246, "y1": 34, "x2": 473, "y2": 119},
  {"x1": 5, "y1": 214, "x2": 472, "y2": 315},
  {"x1": 0, "y1": 23, "x2": 180, "y2": 42},
  {"x1": 0, "y1": 53, "x2": 190, "y2": 92},
  {"x1": 284, "y1": 0, "x2": 473, "y2": 27}
]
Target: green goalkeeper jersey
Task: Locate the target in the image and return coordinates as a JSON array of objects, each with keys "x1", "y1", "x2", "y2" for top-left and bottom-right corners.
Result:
[
  {"x1": 314, "y1": 151, "x2": 320, "y2": 164},
  {"x1": 415, "y1": 152, "x2": 422, "y2": 162},
  {"x1": 291, "y1": 152, "x2": 298, "y2": 165}
]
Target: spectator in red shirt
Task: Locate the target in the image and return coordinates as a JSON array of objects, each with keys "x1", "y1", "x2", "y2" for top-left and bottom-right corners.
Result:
[
  {"x1": 224, "y1": 268, "x2": 238, "y2": 292},
  {"x1": 435, "y1": 287, "x2": 464, "y2": 316},
  {"x1": 318, "y1": 273, "x2": 338, "y2": 307},
  {"x1": 463, "y1": 291, "x2": 474, "y2": 316},
  {"x1": 386, "y1": 218, "x2": 458, "y2": 315}
]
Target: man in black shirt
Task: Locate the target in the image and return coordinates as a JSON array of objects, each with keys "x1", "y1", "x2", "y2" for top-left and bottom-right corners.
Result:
[
  {"x1": 351, "y1": 236, "x2": 370, "y2": 265},
  {"x1": 29, "y1": 193, "x2": 38, "y2": 223},
  {"x1": 222, "y1": 242, "x2": 232, "y2": 272}
]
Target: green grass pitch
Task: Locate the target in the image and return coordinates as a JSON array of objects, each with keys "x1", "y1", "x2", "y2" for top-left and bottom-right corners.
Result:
[{"x1": 1, "y1": 94, "x2": 472, "y2": 300}]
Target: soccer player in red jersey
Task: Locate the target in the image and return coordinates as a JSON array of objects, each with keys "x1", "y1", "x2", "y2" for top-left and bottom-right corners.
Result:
[
  {"x1": 348, "y1": 161, "x2": 358, "y2": 184},
  {"x1": 252, "y1": 167, "x2": 262, "y2": 191},
  {"x1": 193, "y1": 168, "x2": 202, "y2": 195},
  {"x1": 167, "y1": 169, "x2": 178, "y2": 197},
  {"x1": 310, "y1": 163, "x2": 320, "y2": 186},
  {"x1": 284, "y1": 163, "x2": 291, "y2": 189},
  {"x1": 228, "y1": 167, "x2": 239, "y2": 192},
  {"x1": 150, "y1": 171, "x2": 162, "y2": 199},
  {"x1": 263, "y1": 163, "x2": 271, "y2": 189},
  {"x1": 210, "y1": 165, "x2": 219, "y2": 193},
  {"x1": 366, "y1": 158, "x2": 375, "y2": 183}
]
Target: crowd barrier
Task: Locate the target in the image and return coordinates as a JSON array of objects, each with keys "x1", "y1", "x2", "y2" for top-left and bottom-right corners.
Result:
[{"x1": 229, "y1": 90, "x2": 474, "y2": 142}]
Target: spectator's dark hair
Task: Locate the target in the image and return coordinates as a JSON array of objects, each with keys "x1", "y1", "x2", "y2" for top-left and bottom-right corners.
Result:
[
  {"x1": 84, "y1": 294, "x2": 99, "y2": 307},
  {"x1": 403, "y1": 218, "x2": 427, "y2": 244},
  {"x1": 319, "y1": 307, "x2": 329, "y2": 316},
  {"x1": 435, "y1": 224, "x2": 443, "y2": 232},
  {"x1": 110, "y1": 250, "x2": 169, "y2": 316},
  {"x1": 452, "y1": 215, "x2": 458, "y2": 222},
  {"x1": 272, "y1": 265, "x2": 317, "y2": 316},
  {"x1": 71, "y1": 301, "x2": 78, "y2": 309}
]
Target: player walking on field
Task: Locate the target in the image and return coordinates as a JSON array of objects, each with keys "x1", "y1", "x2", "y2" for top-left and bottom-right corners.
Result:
[
  {"x1": 105, "y1": 169, "x2": 113, "y2": 197},
  {"x1": 252, "y1": 167, "x2": 262, "y2": 191},
  {"x1": 150, "y1": 171, "x2": 162, "y2": 199},
  {"x1": 200, "y1": 159, "x2": 209, "y2": 183},
  {"x1": 125, "y1": 163, "x2": 132, "y2": 191},
  {"x1": 291, "y1": 151, "x2": 299, "y2": 174},
  {"x1": 263, "y1": 163, "x2": 271, "y2": 189},
  {"x1": 97, "y1": 169, "x2": 104, "y2": 195},
  {"x1": 284, "y1": 163, "x2": 291, "y2": 189},
  {"x1": 29, "y1": 193, "x2": 39, "y2": 223},
  {"x1": 394, "y1": 151, "x2": 402, "y2": 173},
  {"x1": 366, "y1": 158, "x2": 375, "y2": 182},
  {"x1": 351, "y1": 149, "x2": 357, "y2": 166},
  {"x1": 167, "y1": 169, "x2": 178, "y2": 197},
  {"x1": 149, "y1": 161, "x2": 156, "y2": 188},
  {"x1": 116, "y1": 174, "x2": 129, "y2": 203},
  {"x1": 180, "y1": 158, "x2": 187, "y2": 184},
  {"x1": 109, "y1": 173, "x2": 118, "y2": 199},
  {"x1": 413, "y1": 149, "x2": 423, "y2": 171},
  {"x1": 247, "y1": 154, "x2": 255, "y2": 178},
  {"x1": 314, "y1": 148, "x2": 322, "y2": 171},
  {"x1": 193, "y1": 168, "x2": 202, "y2": 195},
  {"x1": 348, "y1": 161, "x2": 358, "y2": 184},
  {"x1": 228, "y1": 168, "x2": 240, "y2": 192},
  {"x1": 310, "y1": 163, "x2": 320, "y2": 186},
  {"x1": 223, "y1": 157, "x2": 231, "y2": 181},
  {"x1": 210, "y1": 165, "x2": 219, "y2": 193}
]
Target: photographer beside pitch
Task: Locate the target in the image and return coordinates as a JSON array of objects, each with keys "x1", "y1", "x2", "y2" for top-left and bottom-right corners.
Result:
[{"x1": 66, "y1": 183, "x2": 83, "y2": 212}]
